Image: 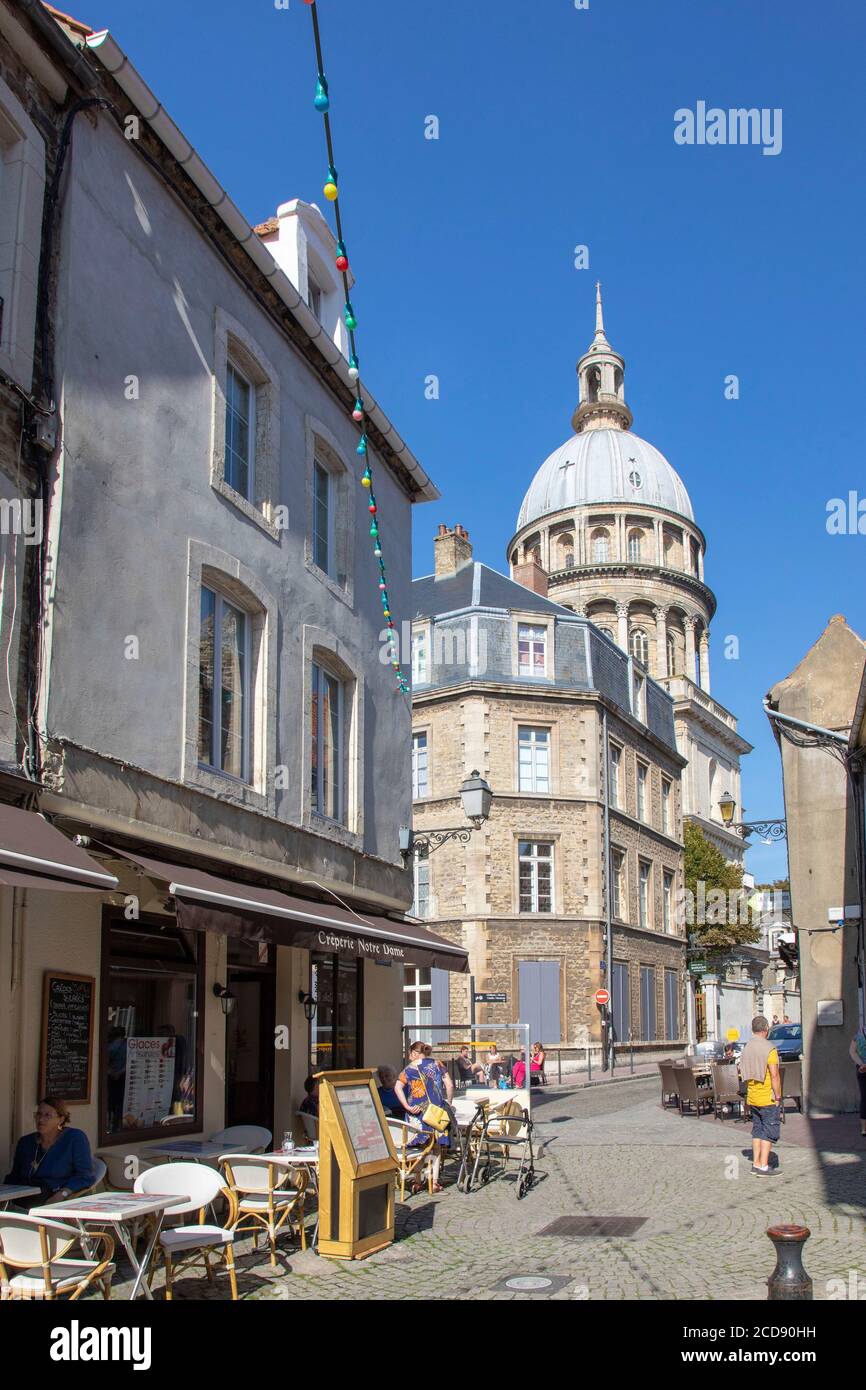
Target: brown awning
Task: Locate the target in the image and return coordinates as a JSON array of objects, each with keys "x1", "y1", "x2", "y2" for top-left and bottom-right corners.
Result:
[
  {"x1": 113, "y1": 847, "x2": 469, "y2": 973},
  {"x1": 0, "y1": 804, "x2": 119, "y2": 892}
]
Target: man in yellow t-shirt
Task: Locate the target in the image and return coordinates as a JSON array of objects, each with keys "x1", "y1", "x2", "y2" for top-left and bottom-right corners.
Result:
[{"x1": 742, "y1": 1016, "x2": 781, "y2": 1175}]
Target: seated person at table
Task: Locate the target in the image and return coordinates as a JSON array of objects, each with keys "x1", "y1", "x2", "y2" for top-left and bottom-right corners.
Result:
[
  {"x1": 376, "y1": 1066, "x2": 404, "y2": 1118},
  {"x1": 300, "y1": 1075, "x2": 319, "y2": 1118},
  {"x1": 456, "y1": 1046, "x2": 485, "y2": 1086},
  {"x1": 511, "y1": 1048, "x2": 527, "y2": 1088},
  {"x1": 485, "y1": 1048, "x2": 507, "y2": 1084},
  {"x1": 4, "y1": 1096, "x2": 94, "y2": 1210}
]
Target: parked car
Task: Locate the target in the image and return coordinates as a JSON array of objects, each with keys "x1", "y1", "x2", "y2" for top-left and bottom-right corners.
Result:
[{"x1": 767, "y1": 1023, "x2": 803, "y2": 1060}]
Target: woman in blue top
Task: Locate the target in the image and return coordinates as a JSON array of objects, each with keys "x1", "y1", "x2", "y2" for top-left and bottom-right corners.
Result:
[
  {"x1": 5, "y1": 1096, "x2": 95, "y2": 1210},
  {"x1": 394, "y1": 1040, "x2": 454, "y2": 1192}
]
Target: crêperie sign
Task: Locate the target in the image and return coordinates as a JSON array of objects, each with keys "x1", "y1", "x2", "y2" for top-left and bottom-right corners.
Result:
[{"x1": 40, "y1": 972, "x2": 95, "y2": 1103}]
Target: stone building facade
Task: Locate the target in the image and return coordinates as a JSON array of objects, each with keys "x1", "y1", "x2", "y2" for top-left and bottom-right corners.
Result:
[
  {"x1": 410, "y1": 527, "x2": 687, "y2": 1056},
  {"x1": 506, "y1": 285, "x2": 750, "y2": 866}
]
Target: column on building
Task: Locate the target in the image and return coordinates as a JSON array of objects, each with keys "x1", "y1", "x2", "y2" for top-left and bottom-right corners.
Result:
[
  {"x1": 654, "y1": 605, "x2": 668, "y2": 679},
  {"x1": 616, "y1": 602, "x2": 629, "y2": 652},
  {"x1": 699, "y1": 627, "x2": 711, "y2": 694},
  {"x1": 655, "y1": 518, "x2": 663, "y2": 567},
  {"x1": 684, "y1": 615, "x2": 697, "y2": 683}
]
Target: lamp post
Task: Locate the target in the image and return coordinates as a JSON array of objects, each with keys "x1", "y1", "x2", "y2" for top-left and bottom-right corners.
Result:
[
  {"x1": 400, "y1": 769, "x2": 493, "y2": 859},
  {"x1": 718, "y1": 791, "x2": 787, "y2": 842}
]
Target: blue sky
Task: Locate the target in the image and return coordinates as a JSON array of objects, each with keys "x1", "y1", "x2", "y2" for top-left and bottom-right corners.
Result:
[{"x1": 75, "y1": 0, "x2": 866, "y2": 881}]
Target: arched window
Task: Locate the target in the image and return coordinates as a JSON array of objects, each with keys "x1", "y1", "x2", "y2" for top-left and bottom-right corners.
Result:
[
  {"x1": 557, "y1": 534, "x2": 575, "y2": 569},
  {"x1": 591, "y1": 528, "x2": 610, "y2": 563},
  {"x1": 690, "y1": 538, "x2": 700, "y2": 576},
  {"x1": 627, "y1": 529, "x2": 643, "y2": 563},
  {"x1": 630, "y1": 628, "x2": 649, "y2": 666},
  {"x1": 667, "y1": 634, "x2": 679, "y2": 676},
  {"x1": 586, "y1": 364, "x2": 601, "y2": 403}
]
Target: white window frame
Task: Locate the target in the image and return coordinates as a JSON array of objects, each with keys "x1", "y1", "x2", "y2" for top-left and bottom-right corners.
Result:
[
  {"x1": 311, "y1": 660, "x2": 344, "y2": 823},
  {"x1": 611, "y1": 847, "x2": 626, "y2": 920},
  {"x1": 518, "y1": 840, "x2": 554, "y2": 914},
  {"x1": 663, "y1": 869, "x2": 675, "y2": 934},
  {"x1": 661, "y1": 777, "x2": 672, "y2": 834},
  {"x1": 0, "y1": 79, "x2": 45, "y2": 389},
  {"x1": 198, "y1": 584, "x2": 253, "y2": 783},
  {"x1": 633, "y1": 670, "x2": 647, "y2": 723},
  {"x1": 211, "y1": 310, "x2": 281, "y2": 538},
  {"x1": 411, "y1": 848, "x2": 431, "y2": 920},
  {"x1": 412, "y1": 626, "x2": 429, "y2": 685},
  {"x1": 312, "y1": 458, "x2": 334, "y2": 577},
  {"x1": 639, "y1": 859, "x2": 652, "y2": 929},
  {"x1": 608, "y1": 741, "x2": 622, "y2": 809},
  {"x1": 630, "y1": 628, "x2": 649, "y2": 666},
  {"x1": 627, "y1": 530, "x2": 643, "y2": 563},
  {"x1": 636, "y1": 760, "x2": 648, "y2": 822},
  {"x1": 403, "y1": 966, "x2": 432, "y2": 1038},
  {"x1": 412, "y1": 731, "x2": 429, "y2": 799},
  {"x1": 517, "y1": 726, "x2": 550, "y2": 793},
  {"x1": 517, "y1": 623, "x2": 547, "y2": 678}
]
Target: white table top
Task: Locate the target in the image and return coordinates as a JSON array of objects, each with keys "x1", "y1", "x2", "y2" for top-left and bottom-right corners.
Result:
[
  {"x1": 30, "y1": 1191, "x2": 189, "y2": 1222},
  {"x1": 151, "y1": 1140, "x2": 244, "y2": 1160},
  {"x1": 257, "y1": 1147, "x2": 319, "y2": 1165},
  {"x1": 0, "y1": 1183, "x2": 41, "y2": 1203}
]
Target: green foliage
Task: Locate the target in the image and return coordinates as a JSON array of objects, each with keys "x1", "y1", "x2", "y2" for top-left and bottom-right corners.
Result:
[{"x1": 684, "y1": 823, "x2": 760, "y2": 959}]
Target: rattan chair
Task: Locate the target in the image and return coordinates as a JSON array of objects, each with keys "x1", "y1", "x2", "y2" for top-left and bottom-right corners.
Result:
[
  {"x1": 711, "y1": 1063, "x2": 743, "y2": 1120},
  {"x1": 220, "y1": 1155, "x2": 307, "y2": 1267},
  {"x1": 658, "y1": 1062, "x2": 679, "y2": 1109},
  {"x1": 0, "y1": 1212, "x2": 115, "y2": 1301},
  {"x1": 386, "y1": 1119, "x2": 436, "y2": 1200},
  {"x1": 673, "y1": 1067, "x2": 714, "y2": 1116}
]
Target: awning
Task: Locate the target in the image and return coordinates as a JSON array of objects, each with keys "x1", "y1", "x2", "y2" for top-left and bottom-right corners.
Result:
[
  {"x1": 0, "y1": 804, "x2": 119, "y2": 892},
  {"x1": 113, "y1": 847, "x2": 469, "y2": 973}
]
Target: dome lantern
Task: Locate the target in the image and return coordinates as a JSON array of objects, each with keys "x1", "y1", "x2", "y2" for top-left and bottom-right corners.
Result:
[{"x1": 572, "y1": 283, "x2": 633, "y2": 434}]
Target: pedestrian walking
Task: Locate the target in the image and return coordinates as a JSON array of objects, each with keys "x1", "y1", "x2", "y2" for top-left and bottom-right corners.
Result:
[
  {"x1": 740, "y1": 1016, "x2": 781, "y2": 1175},
  {"x1": 849, "y1": 1023, "x2": 866, "y2": 1139}
]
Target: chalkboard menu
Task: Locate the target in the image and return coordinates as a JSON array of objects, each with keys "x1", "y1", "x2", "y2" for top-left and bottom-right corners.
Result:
[{"x1": 40, "y1": 972, "x2": 95, "y2": 1103}]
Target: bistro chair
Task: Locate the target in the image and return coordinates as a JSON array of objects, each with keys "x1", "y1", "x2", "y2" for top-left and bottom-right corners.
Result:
[
  {"x1": 295, "y1": 1111, "x2": 319, "y2": 1145},
  {"x1": 658, "y1": 1062, "x2": 679, "y2": 1109},
  {"x1": 673, "y1": 1068, "x2": 714, "y2": 1117},
  {"x1": 220, "y1": 1155, "x2": 307, "y2": 1268},
  {"x1": 134, "y1": 1163, "x2": 238, "y2": 1301},
  {"x1": 711, "y1": 1064, "x2": 744, "y2": 1121},
  {"x1": 386, "y1": 1120, "x2": 436, "y2": 1200},
  {"x1": 209, "y1": 1125, "x2": 272, "y2": 1153},
  {"x1": 0, "y1": 1212, "x2": 115, "y2": 1301}
]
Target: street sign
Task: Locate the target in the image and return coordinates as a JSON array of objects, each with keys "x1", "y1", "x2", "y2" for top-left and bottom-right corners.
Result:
[
  {"x1": 473, "y1": 992, "x2": 507, "y2": 1004},
  {"x1": 595, "y1": 988, "x2": 610, "y2": 1007},
  {"x1": 689, "y1": 961, "x2": 708, "y2": 975}
]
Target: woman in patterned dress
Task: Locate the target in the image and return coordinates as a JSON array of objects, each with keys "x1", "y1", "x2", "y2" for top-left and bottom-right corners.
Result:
[{"x1": 395, "y1": 1039, "x2": 454, "y2": 1191}]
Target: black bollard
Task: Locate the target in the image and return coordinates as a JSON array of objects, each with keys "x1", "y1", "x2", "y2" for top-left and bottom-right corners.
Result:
[{"x1": 766, "y1": 1224, "x2": 813, "y2": 1300}]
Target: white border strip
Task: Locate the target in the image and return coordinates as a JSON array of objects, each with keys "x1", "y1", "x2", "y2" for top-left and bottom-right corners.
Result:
[{"x1": 0, "y1": 845, "x2": 118, "y2": 888}]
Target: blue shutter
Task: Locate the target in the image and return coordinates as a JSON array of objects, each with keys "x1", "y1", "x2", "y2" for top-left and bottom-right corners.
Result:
[
  {"x1": 430, "y1": 968, "x2": 450, "y2": 1030},
  {"x1": 612, "y1": 962, "x2": 629, "y2": 1042},
  {"x1": 664, "y1": 969, "x2": 679, "y2": 1039},
  {"x1": 518, "y1": 961, "x2": 561, "y2": 1046},
  {"x1": 640, "y1": 966, "x2": 657, "y2": 1041}
]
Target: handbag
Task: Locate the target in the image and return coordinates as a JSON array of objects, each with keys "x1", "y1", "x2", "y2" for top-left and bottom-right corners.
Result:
[{"x1": 422, "y1": 1102, "x2": 451, "y2": 1133}]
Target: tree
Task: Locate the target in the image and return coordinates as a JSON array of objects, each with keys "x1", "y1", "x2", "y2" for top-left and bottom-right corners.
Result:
[{"x1": 683, "y1": 823, "x2": 760, "y2": 959}]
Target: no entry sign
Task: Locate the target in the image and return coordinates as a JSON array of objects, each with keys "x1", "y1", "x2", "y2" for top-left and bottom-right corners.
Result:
[{"x1": 595, "y1": 988, "x2": 610, "y2": 1007}]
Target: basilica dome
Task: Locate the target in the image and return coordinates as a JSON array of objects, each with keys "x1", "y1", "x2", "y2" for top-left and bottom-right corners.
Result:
[{"x1": 516, "y1": 427, "x2": 695, "y2": 531}]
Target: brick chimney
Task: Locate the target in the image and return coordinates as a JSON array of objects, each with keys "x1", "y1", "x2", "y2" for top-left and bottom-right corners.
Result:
[
  {"x1": 434, "y1": 523, "x2": 473, "y2": 579},
  {"x1": 511, "y1": 557, "x2": 549, "y2": 598}
]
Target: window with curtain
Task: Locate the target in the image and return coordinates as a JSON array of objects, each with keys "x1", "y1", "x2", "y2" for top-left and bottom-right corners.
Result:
[
  {"x1": 198, "y1": 586, "x2": 248, "y2": 780},
  {"x1": 311, "y1": 662, "x2": 342, "y2": 820},
  {"x1": 518, "y1": 840, "x2": 554, "y2": 913},
  {"x1": 517, "y1": 624, "x2": 547, "y2": 677},
  {"x1": 518, "y1": 726, "x2": 550, "y2": 793}
]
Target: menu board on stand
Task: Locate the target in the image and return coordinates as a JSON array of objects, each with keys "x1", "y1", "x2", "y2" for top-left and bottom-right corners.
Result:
[
  {"x1": 315, "y1": 1068, "x2": 398, "y2": 1260},
  {"x1": 40, "y1": 972, "x2": 95, "y2": 1103}
]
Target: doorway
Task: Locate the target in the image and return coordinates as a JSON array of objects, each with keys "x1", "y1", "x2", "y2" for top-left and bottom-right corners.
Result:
[{"x1": 224, "y1": 942, "x2": 276, "y2": 1132}]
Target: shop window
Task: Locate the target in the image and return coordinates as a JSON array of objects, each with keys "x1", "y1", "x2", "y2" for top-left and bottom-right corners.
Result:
[
  {"x1": 310, "y1": 952, "x2": 360, "y2": 1072},
  {"x1": 101, "y1": 916, "x2": 202, "y2": 1144}
]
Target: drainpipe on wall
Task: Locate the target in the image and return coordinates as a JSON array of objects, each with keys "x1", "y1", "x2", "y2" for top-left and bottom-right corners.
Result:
[{"x1": 602, "y1": 708, "x2": 613, "y2": 1071}]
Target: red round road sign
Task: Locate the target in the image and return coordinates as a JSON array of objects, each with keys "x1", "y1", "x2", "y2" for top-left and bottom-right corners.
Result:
[{"x1": 595, "y1": 988, "x2": 610, "y2": 1007}]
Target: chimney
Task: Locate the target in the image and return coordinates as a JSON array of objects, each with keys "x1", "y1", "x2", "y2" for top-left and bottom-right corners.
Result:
[
  {"x1": 511, "y1": 557, "x2": 549, "y2": 598},
  {"x1": 434, "y1": 523, "x2": 473, "y2": 579}
]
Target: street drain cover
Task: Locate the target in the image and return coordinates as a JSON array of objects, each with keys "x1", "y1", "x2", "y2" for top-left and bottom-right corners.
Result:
[
  {"x1": 506, "y1": 1276, "x2": 553, "y2": 1291},
  {"x1": 490, "y1": 1273, "x2": 571, "y2": 1295},
  {"x1": 539, "y1": 1216, "x2": 646, "y2": 1238}
]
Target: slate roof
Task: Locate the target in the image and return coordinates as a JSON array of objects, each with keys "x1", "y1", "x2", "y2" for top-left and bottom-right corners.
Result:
[{"x1": 412, "y1": 561, "x2": 574, "y2": 620}]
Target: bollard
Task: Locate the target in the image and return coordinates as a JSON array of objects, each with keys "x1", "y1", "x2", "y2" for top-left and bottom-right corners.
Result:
[
  {"x1": 557, "y1": 1050, "x2": 562, "y2": 1084},
  {"x1": 766, "y1": 1224, "x2": 813, "y2": 1300},
  {"x1": 630, "y1": 1041, "x2": 634, "y2": 1074},
  {"x1": 587, "y1": 1045, "x2": 592, "y2": 1082}
]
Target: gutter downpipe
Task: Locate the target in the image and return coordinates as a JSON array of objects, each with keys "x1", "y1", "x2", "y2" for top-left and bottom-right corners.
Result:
[{"x1": 602, "y1": 708, "x2": 613, "y2": 1072}]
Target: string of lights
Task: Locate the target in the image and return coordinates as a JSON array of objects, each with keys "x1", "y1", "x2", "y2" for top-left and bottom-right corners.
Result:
[{"x1": 304, "y1": 0, "x2": 409, "y2": 695}]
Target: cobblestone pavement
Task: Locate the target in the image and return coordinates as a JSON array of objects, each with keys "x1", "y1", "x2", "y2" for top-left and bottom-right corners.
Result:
[{"x1": 98, "y1": 1078, "x2": 866, "y2": 1303}]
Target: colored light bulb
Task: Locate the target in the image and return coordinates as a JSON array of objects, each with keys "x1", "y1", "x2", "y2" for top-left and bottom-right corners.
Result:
[
  {"x1": 374, "y1": 545, "x2": 382, "y2": 557},
  {"x1": 347, "y1": 354, "x2": 360, "y2": 381},
  {"x1": 352, "y1": 400, "x2": 364, "y2": 422},
  {"x1": 314, "y1": 77, "x2": 329, "y2": 112},
  {"x1": 324, "y1": 165, "x2": 338, "y2": 201},
  {"x1": 370, "y1": 521, "x2": 379, "y2": 537},
  {"x1": 361, "y1": 467, "x2": 372, "y2": 488},
  {"x1": 356, "y1": 434, "x2": 368, "y2": 455},
  {"x1": 344, "y1": 302, "x2": 357, "y2": 330},
  {"x1": 335, "y1": 242, "x2": 349, "y2": 273}
]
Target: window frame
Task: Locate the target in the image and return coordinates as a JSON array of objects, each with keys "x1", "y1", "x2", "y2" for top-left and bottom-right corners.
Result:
[
  {"x1": 412, "y1": 730, "x2": 429, "y2": 799},
  {"x1": 312, "y1": 458, "x2": 334, "y2": 577},
  {"x1": 98, "y1": 909, "x2": 205, "y2": 1148},
  {"x1": 663, "y1": 868, "x2": 675, "y2": 933},
  {"x1": 198, "y1": 583, "x2": 253, "y2": 784},
  {"x1": 517, "y1": 623, "x2": 548, "y2": 678},
  {"x1": 517, "y1": 725, "x2": 551, "y2": 794},
  {"x1": 661, "y1": 776, "x2": 672, "y2": 834},
  {"x1": 608, "y1": 740, "x2": 622, "y2": 810},
  {"x1": 518, "y1": 839, "x2": 554, "y2": 914},
  {"x1": 412, "y1": 626, "x2": 429, "y2": 686},
  {"x1": 311, "y1": 659, "x2": 344, "y2": 823},
  {"x1": 638, "y1": 857, "x2": 653, "y2": 929},
  {"x1": 224, "y1": 357, "x2": 256, "y2": 501},
  {"x1": 636, "y1": 759, "x2": 649, "y2": 822},
  {"x1": 211, "y1": 310, "x2": 281, "y2": 538},
  {"x1": 610, "y1": 846, "x2": 626, "y2": 921},
  {"x1": 0, "y1": 79, "x2": 45, "y2": 389},
  {"x1": 411, "y1": 847, "x2": 431, "y2": 919},
  {"x1": 403, "y1": 965, "x2": 433, "y2": 1040}
]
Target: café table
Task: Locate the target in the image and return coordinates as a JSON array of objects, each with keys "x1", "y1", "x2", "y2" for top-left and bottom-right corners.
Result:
[
  {"x1": 257, "y1": 1148, "x2": 320, "y2": 1248},
  {"x1": 30, "y1": 1190, "x2": 188, "y2": 1300},
  {"x1": 0, "y1": 1183, "x2": 41, "y2": 1208},
  {"x1": 151, "y1": 1139, "x2": 249, "y2": 1163}
]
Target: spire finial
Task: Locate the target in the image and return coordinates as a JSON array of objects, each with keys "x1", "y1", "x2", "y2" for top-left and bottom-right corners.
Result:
[{"x1": 595, "y1": 280, "x2": 605, "y2": 339}]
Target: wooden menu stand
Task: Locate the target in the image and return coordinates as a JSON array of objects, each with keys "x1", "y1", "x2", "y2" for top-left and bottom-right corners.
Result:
[{"x1": 315, "y1": 1068, "x2": 398, "y2": 1260}]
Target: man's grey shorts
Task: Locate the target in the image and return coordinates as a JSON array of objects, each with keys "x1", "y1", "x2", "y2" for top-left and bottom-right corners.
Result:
[{"x1": 751, "y1": 1104, "x2": 780, "y2": 1142}]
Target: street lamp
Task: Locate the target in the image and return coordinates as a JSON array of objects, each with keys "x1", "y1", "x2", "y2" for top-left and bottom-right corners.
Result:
[
  {"x1": 718, "y1": 791, "x2": 787, "y2": 842},
  {"x1": 400, "y1": 769, "x2": 493, "y2": 859}
]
